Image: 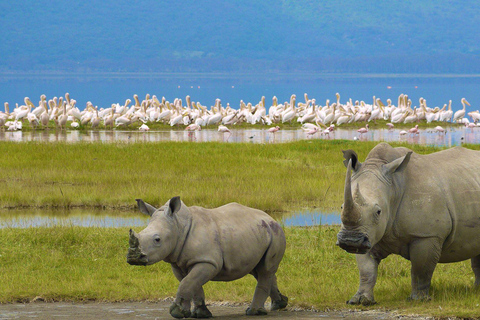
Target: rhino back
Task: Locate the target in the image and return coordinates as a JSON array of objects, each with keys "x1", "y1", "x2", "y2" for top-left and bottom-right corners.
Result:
[
  {"x1": 398, "y1": 147, "x2": 480, "y2": 262},
  {"x1": 180, "y1": 203, "x2": 285, "y2": 280}
]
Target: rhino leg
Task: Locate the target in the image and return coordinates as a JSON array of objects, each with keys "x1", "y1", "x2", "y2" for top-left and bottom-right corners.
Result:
[
  {"x1": 192, "y1": 288, "x2": 212, "y2": 318},
  {"x1": 347, "y1": 253, "x2": 379, "y2": 306},
  {"x1": 172, "y1": 263, "x2": 217, "y2": 319},
  {"x1": 470, "y1": 255, "x2": 480, "y2": 286},
  {"x1": 408, "y1": 238, "x2": 442, "y2": 301},
  {"x1": 246, "y1": 271, "x2": 272, "y2": 316},
  {"x1": 270, "y1": 275, "x2": 288, "y2": 311}
]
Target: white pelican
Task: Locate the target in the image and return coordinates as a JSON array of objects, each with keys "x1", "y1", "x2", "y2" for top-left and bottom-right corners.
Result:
[
  {"x1": 58, "y1": 101, "x2": 68, "y2": 130},
  {"x1": 468, "y1": 110, "x2": 480, "y2": 123},
  {"x1": 453, "y1": 98, "x2": 470, "y2": 123}
]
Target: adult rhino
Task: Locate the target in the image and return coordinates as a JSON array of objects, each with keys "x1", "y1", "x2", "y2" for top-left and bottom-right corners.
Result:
[
  {"x1": 337, "y1": 142, "x2": 480, "y2": 305},
  {"x1": 127, "y1": 196, "x2": 288, "y2": 318}
]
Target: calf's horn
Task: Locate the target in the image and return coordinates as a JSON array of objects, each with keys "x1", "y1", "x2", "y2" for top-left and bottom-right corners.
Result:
[{"x1": 129, "y1": 229, "x2": 140, "y2": 248}]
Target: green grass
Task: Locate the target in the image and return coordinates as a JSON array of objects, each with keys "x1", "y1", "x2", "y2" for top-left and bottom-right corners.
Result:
[
  {"x1": 15, "y1": 118, "x2": 465, "y2": 132},
  {"x1": 2, "y1": 140, "x2": 470, "y2": 212},
  {"x1": 0, "y1": 226, "x2": 479, "y2": 318}
]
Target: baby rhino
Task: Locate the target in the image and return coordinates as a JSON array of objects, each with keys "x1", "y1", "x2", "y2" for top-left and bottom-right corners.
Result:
[{"x1": 127, "y1": 196, "x2": 288, "y2": 318}]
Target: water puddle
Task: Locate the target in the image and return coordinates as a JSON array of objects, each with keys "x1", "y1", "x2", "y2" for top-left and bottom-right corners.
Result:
[
  {"x1": 1, "y1": 126, "x2": 479, "y2": 146},
  {"x1": 0, "y1": 209, "x2": 341, "y2": 228}
]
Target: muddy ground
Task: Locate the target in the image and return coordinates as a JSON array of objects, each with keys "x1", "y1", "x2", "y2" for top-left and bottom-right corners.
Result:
[{"x1": 0, "y1": 300, "x2": 431, "y2": 320}]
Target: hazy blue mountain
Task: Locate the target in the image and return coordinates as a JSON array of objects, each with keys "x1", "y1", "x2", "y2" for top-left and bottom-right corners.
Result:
[{"x1": 1, "y1": 0, "x2": 479, "y2": 74}]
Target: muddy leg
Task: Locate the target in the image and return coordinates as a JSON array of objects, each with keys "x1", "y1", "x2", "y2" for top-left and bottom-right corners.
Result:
[
  {"x1": 270, "y1": 275, "x2": 288, "y2": 311},
  {"x1": 170, "y1": 263, "x2": 217, "y2": 319},
  {"x1": 192, "y1": 287, "x2": 212, "y2": 319}
]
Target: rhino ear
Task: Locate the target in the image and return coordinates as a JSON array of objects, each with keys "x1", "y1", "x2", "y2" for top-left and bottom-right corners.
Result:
[
  {"x1": 382, "y1": 152, "x2": 413, "y2": 175},
  {"x1": 136, "y1": 199, "x2": 157, "y2": 216},
  {"x1": 342, "y1": 149, "x2": 361, "y2": 171},
  {"x1": 165, "y1": 196, "x2": 181, "y2": 217}
]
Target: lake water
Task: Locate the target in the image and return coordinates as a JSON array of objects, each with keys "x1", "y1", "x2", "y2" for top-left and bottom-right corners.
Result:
[
  {"x1": 0, "y1": 209, "x2": 342, "y2": 228},
  {"x1": 2, "y1": 126, "x2": 479, "y2": 146},
  {"x1": 1, "y1": 74, "x2": 479, "y2": 114}
]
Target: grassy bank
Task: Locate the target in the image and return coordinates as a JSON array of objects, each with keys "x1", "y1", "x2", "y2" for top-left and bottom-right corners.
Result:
[
  {"x1": 0, "y1": 226, "x2": 479, "y2": 318},
  {"x1": 0, "y1": 140, "x2": 467, "y2": 212},
  {"x1": 15, "y1": 119, "x2": 465, "y2": 132}
]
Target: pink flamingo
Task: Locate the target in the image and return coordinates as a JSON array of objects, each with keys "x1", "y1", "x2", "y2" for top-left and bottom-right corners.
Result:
[
  {"x1": 435, "y1": 126, "x2": 446, "y2": 134},
  {"x1": 268, "y1": 126, "x2": 280, "y2": 133},
  {"x1": 408, "y1": 124, "x2": 419, "y2": 135},
  {"x1": 185, "y1": 123, "x2": 201, "y2": 131},
  {"x1": 305, "y1": 127, "x2": 320, "y2": 137},
  {"x1": 357, "y1": 124, "x2": 369, "y2": 135},
  {"x1": 218, "y1": 125, "x2": 231, "y2": 141},
  {"x1": 267, "y1": 126, "x2": 280, "y2": 142}
]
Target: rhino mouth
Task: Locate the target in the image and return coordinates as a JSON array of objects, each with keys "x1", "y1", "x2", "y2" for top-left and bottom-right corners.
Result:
[
  {"x1": 127, "y1": 248, "x2": 148, "y2": 266},
  {"x1": 336, "y1": 230, "x2": 372, "y2": 254}
]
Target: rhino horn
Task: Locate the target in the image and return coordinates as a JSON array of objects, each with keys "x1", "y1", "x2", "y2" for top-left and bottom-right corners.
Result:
[
  {"x1": 342, "y1": 159, "x2": 361, "y2": 225},
  {"x1": 353, "y1": 184, "x2": 367, "y2": 206},
  {"x1": 129, "y1": 229, "x2": 140, "y2": 248}
]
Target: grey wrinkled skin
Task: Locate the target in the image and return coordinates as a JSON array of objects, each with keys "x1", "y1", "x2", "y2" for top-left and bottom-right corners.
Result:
[
  {"x1": 337, "y1": 143, "x2": 480, "y2": 305},
  {"x1": 127, "y1": 196, "x2": 288, "y2": 318}
]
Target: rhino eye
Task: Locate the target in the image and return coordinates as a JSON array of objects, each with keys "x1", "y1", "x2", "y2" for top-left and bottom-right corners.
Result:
[
  {"x1": 154, "y1": 236, "x2": 161, "y2": 243},
  {"x1": 376, "y1": 209, "x2": 381, "y2": 215}
]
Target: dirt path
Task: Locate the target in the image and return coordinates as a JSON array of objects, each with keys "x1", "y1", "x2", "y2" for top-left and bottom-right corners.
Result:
[{"x1": 0, "y1": 301, "x2": 430, "y2": 320}]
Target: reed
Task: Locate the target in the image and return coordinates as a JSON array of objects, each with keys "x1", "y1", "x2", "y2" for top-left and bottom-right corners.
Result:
[
  {"x1": 0, "y1": 226, "x2": 478, "y2": 318},
  {"x1": 2, "y1": 140, "x2": 468, "y2": 212}
]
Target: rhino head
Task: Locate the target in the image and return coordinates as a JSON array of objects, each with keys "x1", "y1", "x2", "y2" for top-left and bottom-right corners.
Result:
[
  {"x1": 337, "y1": 148, "x2": 412, "y2": 254},
  {"x1": 127, "y1": 196, "x2": 184, "y2": 266}
]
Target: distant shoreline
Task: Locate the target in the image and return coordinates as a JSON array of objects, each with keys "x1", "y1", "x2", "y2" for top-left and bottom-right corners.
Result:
[{"x1": 1, "y1": 72, "x2": 480, "y2": 81}]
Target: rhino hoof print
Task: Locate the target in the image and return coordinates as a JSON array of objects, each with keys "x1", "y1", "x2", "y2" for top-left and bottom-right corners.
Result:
[
  {"x1": 271, "y1": 294, "x2": 288, "y2": 311},
  {"x1": 169, "y1": 302, "x2": 191, "y2": 319},
  {"x1": 246, "y1": 307, "x2": 268, "y2": 316},
  {"x1": 192, "y1": 305, "x2": 213, "y2": 318}
]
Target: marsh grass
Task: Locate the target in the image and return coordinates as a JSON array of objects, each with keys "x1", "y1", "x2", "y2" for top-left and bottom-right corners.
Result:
[
  {"x1": 2, "y1": 140, "x2": 471, "y2": 212},
  {"x1": 0, "y1": 226, "x2": 479, "y2": 317}
]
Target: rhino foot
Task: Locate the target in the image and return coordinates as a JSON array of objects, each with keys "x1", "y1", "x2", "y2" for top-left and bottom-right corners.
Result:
[
  {"x1": 192, "y1": 304, "x2": 212, "y2": 318},
  {"x1": 169, "y1": 302, "x2": 192, "y2": 319},
  {"x1": 246, "y1": 307, "x2": 268, "y2": 316},
  {"x1": 271, "y1": 293, "x2": 288, "y2": 311},
  {"x1": 346, "y1": 293, "x2": 376, "y2": 306}
]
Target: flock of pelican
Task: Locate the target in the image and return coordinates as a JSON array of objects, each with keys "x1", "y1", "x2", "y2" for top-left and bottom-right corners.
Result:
[{"x1": 1, "y1": 93, "x2": 479, "y2": 137}]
